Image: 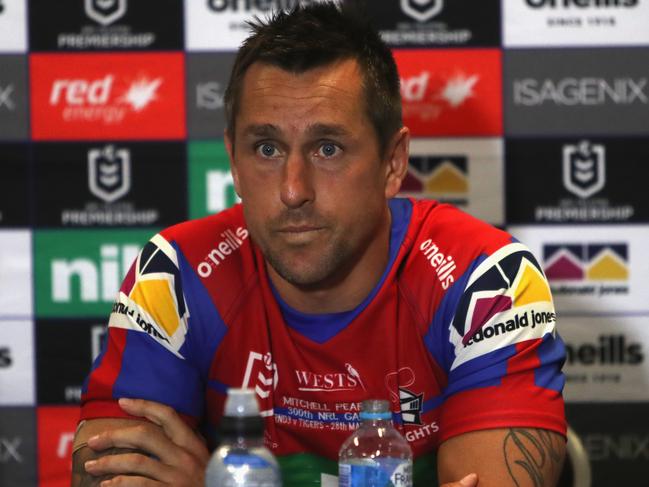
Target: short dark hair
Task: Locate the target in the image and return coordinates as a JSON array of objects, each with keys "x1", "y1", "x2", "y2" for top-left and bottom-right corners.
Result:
[{"x1": 224, "y1": 1, "x2": 402, "y2": 155}]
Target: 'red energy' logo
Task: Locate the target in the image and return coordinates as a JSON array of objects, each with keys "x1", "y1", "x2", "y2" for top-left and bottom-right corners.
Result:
[
  {"x1": 394, "y1": 49, "x2": 502, "y2": 136},
  {"x1": 31, "y1": 53, "x2": 186, "y2": 140}
]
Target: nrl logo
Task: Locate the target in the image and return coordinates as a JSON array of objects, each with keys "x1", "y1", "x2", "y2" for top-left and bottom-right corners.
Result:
[
  {"x1": 85, "y1": 0, "x2": 127, "y2": 26},
  {"x1": 562, "y1": 140, "x2": 606, "y2": 199},
  {"x1": 88, "y1": 145, "x2": 131, "y2": 203},
  {"x1": 401, "y1": 0, "x2": 443, "y2": 22}
]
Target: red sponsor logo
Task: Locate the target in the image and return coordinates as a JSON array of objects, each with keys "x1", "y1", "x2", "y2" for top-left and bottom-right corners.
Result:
[
  {"x1": 31, "y1": 53, "x2": 185, "y2": 140},
  {"x1": 394, "y1": 49, "x2": 502, "y2": 136},
  {"x1": 37, "y1": 405, "x2": 80, "y2": 487}
]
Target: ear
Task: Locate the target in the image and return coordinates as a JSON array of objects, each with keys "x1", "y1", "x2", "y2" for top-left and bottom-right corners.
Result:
[
  {"x1": 224, "y1": 130, "x2": 242, "y2": 197},
  {"x1": 384, "y1": 126, "x2": 410, "y2": 199}
]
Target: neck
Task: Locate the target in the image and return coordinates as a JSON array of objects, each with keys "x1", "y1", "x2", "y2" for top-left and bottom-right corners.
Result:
[{"x1": 267, "y1": 207, "x2": 392, "y2": 314}]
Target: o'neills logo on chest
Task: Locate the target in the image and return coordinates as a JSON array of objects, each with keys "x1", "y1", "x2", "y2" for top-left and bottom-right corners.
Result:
[
  {"x1": 196, "y1": 226, "x2": 249, "y2": 278},
  {"x1": 419, "y1": 239, "x2": 457, "y2": 290},
  {"x1": 295, "y1": 363, "x2": 366, "y2": 392}
]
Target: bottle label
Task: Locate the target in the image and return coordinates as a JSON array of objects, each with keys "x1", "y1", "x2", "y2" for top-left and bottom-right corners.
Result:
[
  {"x1": 223, "y1": 452, "x2": 272, "y2": 468},
  {"x1": 339, "y1": 459, "x2": 412, "y2": 487}
]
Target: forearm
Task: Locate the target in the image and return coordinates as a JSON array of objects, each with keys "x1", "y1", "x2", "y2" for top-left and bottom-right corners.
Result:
[{"x1": 438, "y1": 428, "x2": 566, "y2": 487}]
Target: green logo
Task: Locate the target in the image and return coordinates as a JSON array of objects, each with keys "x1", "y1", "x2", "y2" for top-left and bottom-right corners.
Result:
[
  {"x1": 34, "y1": 229, "x2": 155, "y2": 317},
  {"x1": 188, "y1": 141, "x2": 239, "y2": 219}
]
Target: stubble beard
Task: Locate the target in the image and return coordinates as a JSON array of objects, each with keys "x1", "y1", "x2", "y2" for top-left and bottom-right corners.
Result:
[
  {"x1": 251, "y1": 205, "x2": 355, "y2": 288},
  {"x1": 249, "y1": 200, "x2": 387, "y2": 291},
  {"x1": 263, "y1": 235, "x2": 353, "y2": 289}
]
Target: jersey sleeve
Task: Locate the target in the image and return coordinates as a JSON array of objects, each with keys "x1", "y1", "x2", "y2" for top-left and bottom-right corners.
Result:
[
  {"x1": 438, "y1": 242, "x2": 566, "y2": 443},
  {"x1": 80, "y1": 233, "x2": 204, "y2": 426}
]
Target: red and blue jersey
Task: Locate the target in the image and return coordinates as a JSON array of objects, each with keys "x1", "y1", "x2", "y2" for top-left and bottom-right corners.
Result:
[{"x1": 80, "y1": 198, "x2": 566, "y2": 486}]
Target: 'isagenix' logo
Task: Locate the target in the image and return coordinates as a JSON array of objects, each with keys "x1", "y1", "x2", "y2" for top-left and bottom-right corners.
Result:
[{"x1": 513, "y1": 77, "x2": 648, "y2": 106}]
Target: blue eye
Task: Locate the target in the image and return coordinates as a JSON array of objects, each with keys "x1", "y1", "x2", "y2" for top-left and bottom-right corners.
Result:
[
  {"x1": 319, "y1": 143, "x2": 339, "y2": 158},
  {"x1": 258, "y1": 143, "x2": 277, "y2": 157}
]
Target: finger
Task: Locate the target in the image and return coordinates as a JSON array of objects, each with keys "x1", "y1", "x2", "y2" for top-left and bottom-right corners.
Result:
[
  {"x1": 441, "y1": 473, "x2": 479, "y2": 487},
  {"x1": 118, "y1": 398, "x2": 209, "y2": 462},
  {"x1": 87, "y1": 423, "x2": 189, "y2": 468},
  {"x1": 84, "y1": 452, "x2": 174, "y2": 483}
]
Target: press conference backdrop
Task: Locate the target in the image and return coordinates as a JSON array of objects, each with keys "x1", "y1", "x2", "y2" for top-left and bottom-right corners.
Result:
[{"x1": 1, "y1": 0, "x2": 648, "y2": 485}]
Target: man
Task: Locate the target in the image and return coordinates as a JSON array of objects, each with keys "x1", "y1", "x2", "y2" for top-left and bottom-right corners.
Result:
[{"x1": 72, "y1": 3, "x2": 567, "y2": 486}]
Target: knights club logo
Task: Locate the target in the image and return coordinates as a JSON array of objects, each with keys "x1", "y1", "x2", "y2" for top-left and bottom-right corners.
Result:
[
  {"x1": 563, "y1": 140, "x2": 606, "y2": 199},
  {"x1": 85, "y1": 0, "x2": 127, "y2": 26},
  {"x1": 398, "y1": 388, "x2": 424, "y2": 425},
  {"x1": 385, "y1": 367, "x2": 424, "y2": 425},
  {"x1": 88, "y1": 145, "x2": 131, "y2": 203},
  {"x1": 401, "y1": 0, "x2": 444, "y2": 22}
]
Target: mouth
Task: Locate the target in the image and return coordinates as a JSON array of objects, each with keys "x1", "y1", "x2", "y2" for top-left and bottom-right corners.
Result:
[
  {"x1": 275, "y1": 225, "x2": 325, "y2": 244},
  {"x1": 278, "y1": 225, "x2": 323, "y2": 233}
]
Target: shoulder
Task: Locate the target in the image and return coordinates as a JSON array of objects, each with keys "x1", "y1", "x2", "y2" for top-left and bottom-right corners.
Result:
[
  {"x1": 398, "y1": 200, "x2": 546, "y2": 338},
  {"x1": 137, "y1": 205, "x2": 256, "y2": 317},
  {"x1": 402, "y1": 199, "x2": 513, "y2": 291},
  {"x1": 158, "y1": 204, "x2": 250, "y2": 273},
  {"x1": 159, "y1": 204, "x2": 248, "y2": 259},
  {"x1": 410, "y1": 199, "x2": 511, "y2": 254},
  {"x1": 402, "y1": 201, "x2": 556, "y2": 370}
]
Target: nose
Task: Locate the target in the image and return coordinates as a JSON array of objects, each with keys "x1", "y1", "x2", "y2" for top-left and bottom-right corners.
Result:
[{"x1": 280, "y1": 151, "x2": 314, "y2": 209}]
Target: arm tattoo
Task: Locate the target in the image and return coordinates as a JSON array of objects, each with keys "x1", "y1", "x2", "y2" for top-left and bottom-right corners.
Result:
[
  {"x1": 503, "y1": 428, "x2": 564, "y2": 487},
  {"x1": 71, "y1": 446, "x2": 147, "y2": 487}
]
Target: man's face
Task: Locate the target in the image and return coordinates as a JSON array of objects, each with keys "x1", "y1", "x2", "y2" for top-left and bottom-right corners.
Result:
[{"x1": 227, "y1": 59, "x2": 404, "y2": 289}]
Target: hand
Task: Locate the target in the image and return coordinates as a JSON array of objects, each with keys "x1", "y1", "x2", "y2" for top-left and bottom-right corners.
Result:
[
  {"x1": 83, "y1": 398, "x2": 210, "y2": 486},
  {"x1": 441, "y1": 473, "x2": 478, "y2": 487}
]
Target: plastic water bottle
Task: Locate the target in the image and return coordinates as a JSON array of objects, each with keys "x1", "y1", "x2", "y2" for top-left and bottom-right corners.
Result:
[
  {"x1": 205, "y1": 388, "x2": 281, "y2": 487},
  {"x1": 338, "y1": 399, "x2": 413, "y2": 487}
]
